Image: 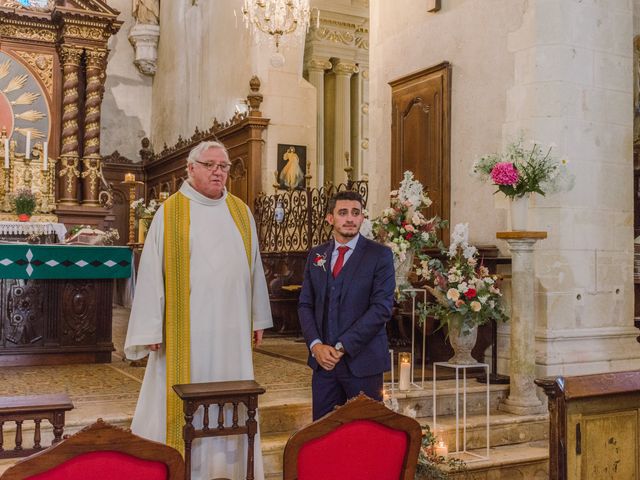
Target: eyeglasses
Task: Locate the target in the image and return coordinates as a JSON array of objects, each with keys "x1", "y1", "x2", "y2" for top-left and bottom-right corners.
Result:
[{"x1": 194, "y1": 160, "x2": 232, "y2": 172}]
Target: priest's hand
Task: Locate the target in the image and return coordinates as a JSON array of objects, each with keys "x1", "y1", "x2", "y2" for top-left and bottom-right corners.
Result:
[
  {"x1": 148, "y1": 343, "x2": 161, "y2": 351},
  {"x1": 254, "y1": 329, "x2": 264, "y2": 348},
  {"x1": 311, "y1": 344, "x2": 343, "y2": 371}
]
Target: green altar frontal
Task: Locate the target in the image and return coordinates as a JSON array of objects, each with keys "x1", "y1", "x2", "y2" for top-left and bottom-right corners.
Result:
[{"x1": 0, "y1": 244, "x2": 132, "y2": 279}]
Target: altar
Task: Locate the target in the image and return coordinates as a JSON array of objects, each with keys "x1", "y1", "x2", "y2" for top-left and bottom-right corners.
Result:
[{"x1": 0, "y1": 244, "x2": 132, "y2": 367}]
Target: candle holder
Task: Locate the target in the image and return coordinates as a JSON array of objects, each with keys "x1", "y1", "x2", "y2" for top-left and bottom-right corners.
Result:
[{"x1": 121, "y1": 174, "x2": 144, "y2": 246}]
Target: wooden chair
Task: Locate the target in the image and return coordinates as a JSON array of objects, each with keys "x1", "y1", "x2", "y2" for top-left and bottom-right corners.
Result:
[
  {"x1": 0, "y1": 418, "x2": 185, "y2": 480},
  {"x1": 283, "y1": 393, "x2": 422, "y2": 480}
]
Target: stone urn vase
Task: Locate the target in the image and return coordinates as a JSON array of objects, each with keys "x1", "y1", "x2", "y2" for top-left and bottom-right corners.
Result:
[
  {"x1": 447, "y1": 320, "x2": 478, "y2": 365},
  {"x1": 510, "y1": 194, "x2": 529, "y2": 231},
  {"x1": 393, "y1": 250, "x2": 414, "y2": 290}
]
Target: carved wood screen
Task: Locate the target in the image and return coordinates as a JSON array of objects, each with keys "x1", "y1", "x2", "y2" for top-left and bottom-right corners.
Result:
[{"x1": 389, "y1": 61, "x2": 451, "y2": 242}]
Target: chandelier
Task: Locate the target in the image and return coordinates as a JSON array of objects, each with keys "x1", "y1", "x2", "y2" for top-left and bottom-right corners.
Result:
[{"x1": 242, "y1": 0, "x2": 311, "y2": 54}]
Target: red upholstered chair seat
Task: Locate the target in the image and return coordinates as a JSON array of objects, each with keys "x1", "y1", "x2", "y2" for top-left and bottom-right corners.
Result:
[
  {"x1": 297, "y1": 419, "x2": 408, "y2": 480},
  {"x1": 26, "y1": 451, "x2": 168, "y2": 480}
]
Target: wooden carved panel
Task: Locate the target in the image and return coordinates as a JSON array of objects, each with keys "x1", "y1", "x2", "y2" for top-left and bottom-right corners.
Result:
[
  {"x1": 5, "y1": 281, "x2": 44, "y2": 346},
  {"x1": 61, "y1": 281, "x2": 96, "y2": 345},
  {"x1": 390, "y1": 62, "x2": 451, "y2": 242}
]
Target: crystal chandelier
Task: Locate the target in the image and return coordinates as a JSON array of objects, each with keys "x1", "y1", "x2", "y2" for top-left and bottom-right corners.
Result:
[{"x1": 242, "y1": 0, "x2": 311, "y2": 61}]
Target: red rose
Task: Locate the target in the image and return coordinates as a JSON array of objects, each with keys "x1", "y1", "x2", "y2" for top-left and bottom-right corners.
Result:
[
  {"x1": 464, "y1": 288, "x2": 477, "y2": 299},
  {"x1": 405, "y1": 233, "x2": 413, "y2": 240}
]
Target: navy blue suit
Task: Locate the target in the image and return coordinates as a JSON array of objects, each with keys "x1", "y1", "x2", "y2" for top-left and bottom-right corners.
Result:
[{"x1": 298, "y1": 235, "x2": 395, "y2": 419}]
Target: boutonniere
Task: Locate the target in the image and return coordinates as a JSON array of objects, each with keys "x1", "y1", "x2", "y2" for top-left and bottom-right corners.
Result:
[{"x1": 313, "y1": 253, "x2": 327, "y2": 271}]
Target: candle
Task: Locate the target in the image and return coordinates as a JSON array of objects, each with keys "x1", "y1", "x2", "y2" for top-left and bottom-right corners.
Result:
[
  {"x1": 398, "y1": 352, "x2": 411, "y2": 391},
  {"x1": 124, "y1": 172, "x2": 135, "y2": 183},
  {"x1": 25, "y1": 130, "x2": 31, "y2": 159},
  {"x1": 42, "y1": 141, "x2": 48, "y2": 171},
  {"x1": 434, "y1": 441, "x2": 448, "y2": 458},
  {"x1": 3, "y1": 139, "x2": 8, "y2": 169}
]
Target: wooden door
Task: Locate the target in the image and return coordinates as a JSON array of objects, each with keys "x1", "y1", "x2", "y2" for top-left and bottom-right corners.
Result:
[{"x1": 390, "y1": 62, "x2": 451, "y2": 242}]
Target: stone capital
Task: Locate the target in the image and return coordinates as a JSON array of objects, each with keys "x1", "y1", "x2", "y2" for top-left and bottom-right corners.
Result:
[
  {"x1": 128, "y1": 23, "x2": 160, "y2": 76},
  {"x1": 333, "y1": 60, "x2": 359, "y2": 77},
  {"x1": 306, "y1": 57, "x2": 332, "y2": 73}
]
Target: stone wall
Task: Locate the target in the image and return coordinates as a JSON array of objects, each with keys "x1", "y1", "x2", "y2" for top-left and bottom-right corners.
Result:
[{"x1": 102, "y1": 0, "x2": 152, "y2": 161}]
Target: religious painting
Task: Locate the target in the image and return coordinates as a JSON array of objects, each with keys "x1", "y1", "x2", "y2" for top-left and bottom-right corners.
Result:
[{"x1": 277, "y1": 144, "x2": 306, "y2": 190}]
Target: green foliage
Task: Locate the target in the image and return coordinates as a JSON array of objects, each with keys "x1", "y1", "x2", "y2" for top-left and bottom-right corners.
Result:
[
  {"x1": 12, "y1": 187, "x2": 36, "y2": 216},
  {"x1": 416, "y1": 424, "x2": 467, "y2": 479}
]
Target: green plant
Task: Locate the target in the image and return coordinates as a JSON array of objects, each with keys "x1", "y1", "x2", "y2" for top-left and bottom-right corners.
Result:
[
  {"x1": 416, "y1": 424, "x2": 467, "y2": 479},
  {"x1": 12, "y1": 188, "x2": 36, "y2": 216}
]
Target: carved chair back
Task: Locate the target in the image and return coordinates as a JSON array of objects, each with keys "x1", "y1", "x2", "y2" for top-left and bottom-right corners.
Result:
[
  {"x1": 0, "y1": 418, "x2": 185, "y2": 480},
  {"x1": 283, "y1": 394, "x2": 422, "y2": 480}
]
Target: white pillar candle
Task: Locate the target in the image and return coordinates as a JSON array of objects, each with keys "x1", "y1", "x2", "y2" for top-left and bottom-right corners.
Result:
[
  {"x1": 42, "y1": 141, "x2": 48, "y2": 171},
  {"x1": 25, "y1": 130, "x2": 31, "y2": 159},
  {"x1": 3, "y1": 139, "x2": 8, "y2": 169},
  {"x1": 399, "y1": 359, "x2": 411, "y2": 391},
  {"x1": 435, "y1": 441, "x2": 448, "y2": 458}
]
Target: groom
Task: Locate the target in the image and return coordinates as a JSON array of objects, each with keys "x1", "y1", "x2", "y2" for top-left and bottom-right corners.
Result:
[{"x1": 298, "y1": 190, "x2": 396, "y2": 420}]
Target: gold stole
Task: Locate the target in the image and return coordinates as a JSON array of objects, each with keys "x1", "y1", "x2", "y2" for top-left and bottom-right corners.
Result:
[{"x1": 163, "y1": 190, "x2": 252, "y2": 455}]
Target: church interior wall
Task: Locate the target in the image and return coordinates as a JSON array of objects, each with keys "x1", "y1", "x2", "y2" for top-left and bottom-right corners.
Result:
[
  {"x1": 368, "y1": 0, "x2": 524, "y2": 244},
  {"x1": 150, "y1": 1, "x2": 316, "y2": 194},
  {"x1": 370, "y1": 0, "x2": 640, "y2": 378},
  {"x1": 102, "y1": 0, "x2": 153, "y2": 161}
]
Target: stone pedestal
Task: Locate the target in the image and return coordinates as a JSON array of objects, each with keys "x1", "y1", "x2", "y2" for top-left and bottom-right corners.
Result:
[
  {"x1": 128, "y1": 23, "x2": 160, "y2": 76},
  {"x1": 497, "y1": 231, "x2": 548, "y2": 415}
]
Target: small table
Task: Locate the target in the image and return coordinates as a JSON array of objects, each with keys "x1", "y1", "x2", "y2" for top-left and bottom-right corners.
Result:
[{"x1": 432, "y1": 361, "x2": 490, "y2": 461}]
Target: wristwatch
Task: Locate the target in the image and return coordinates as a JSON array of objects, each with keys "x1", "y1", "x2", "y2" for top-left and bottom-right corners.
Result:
[{"x1": 335, "y1": 342, "x2": 345, "y2": 353}]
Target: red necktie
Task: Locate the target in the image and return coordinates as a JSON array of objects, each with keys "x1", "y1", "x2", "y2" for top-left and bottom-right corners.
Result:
[{"x1": 332, "y1": 246, "x2": 350, "y2": 278}]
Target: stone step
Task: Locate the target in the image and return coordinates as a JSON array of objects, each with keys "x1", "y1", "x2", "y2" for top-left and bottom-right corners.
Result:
[
  {"x1": 445, "y1": 441, "x2": 549, "y2": 479},
  {"x1": 392, "y1": 379, "x2": 509, "y2": 418},
  {"x1": 416, "y1": 411, "x2": 548, "y2": 450}
]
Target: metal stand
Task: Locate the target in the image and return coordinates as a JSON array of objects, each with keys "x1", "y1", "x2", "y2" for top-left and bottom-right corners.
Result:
[
  {"x1": 433, "y1": 361, "x2": 490, "y2": 462},
  {"x1": 402, "y1": 288, "x2": 427, "y2": 389},
  {"x1": 476, "y1": 319, "x2": 510, "y2": 385}
]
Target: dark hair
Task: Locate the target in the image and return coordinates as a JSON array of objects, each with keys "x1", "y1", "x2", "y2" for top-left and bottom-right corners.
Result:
[{"x1": 327, "y1": 190, "x2": 364, "y2": 213}]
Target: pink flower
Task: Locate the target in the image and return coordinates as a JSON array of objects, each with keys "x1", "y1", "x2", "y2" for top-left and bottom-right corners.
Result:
[{"x1": 490, "y1": 162, "x2": 519, "y2": 185}]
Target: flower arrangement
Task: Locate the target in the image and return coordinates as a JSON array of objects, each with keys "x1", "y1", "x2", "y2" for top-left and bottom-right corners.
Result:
[
  {"x1": 472, "y1": 135, "x2": 574, "y2": 199},
  {"x1": 417, "y1": 223, "x2": 508, "y2": 334},
  {"x1": 369, "y1": 171, "x2": 442, "y2": 265},
  {"x1": 12, "y1": 188, "x2": 37, "y2": 217},
  {"x1": 416, "y1": 425, "x2": 466, "y2": 479},
  {"x1": 131, "y1": 198, "x2": 159, "y2": 230}
]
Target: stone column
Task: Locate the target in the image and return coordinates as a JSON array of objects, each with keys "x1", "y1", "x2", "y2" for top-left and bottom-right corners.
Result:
[
  {"x1": 57, "y1": 45, "x2": 83, "y2": 206},
  {"x1": 359, "y1": 66, "x2": 370, "y2": 179},
  {"x1": 497, "y1": 231, "x2": 548, "y2": 415},
  {"x1": 82, "y1": 48, "x2": 107, "y2": 207},
  {"x1": 332, "y1": 60, "x2": 358, "y2": 185},
  {"x1": 306, "y1": 57, "x2": 332, "y2": 187}
]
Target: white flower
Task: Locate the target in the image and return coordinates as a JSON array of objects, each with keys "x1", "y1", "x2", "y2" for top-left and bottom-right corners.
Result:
[
  {"x1": 360, "y1": 218, "x2": 373, "y2": 239},
  {"x1": 470, "y1": 301, "x2": 481, "y2": 312},
  {"x1": 448, "y1": 274, "x2": 459, "y2": 283},
  {"x1": 463, "y1": 245, "x2": 478, "y2": 259},
  {"x1": 457, "y1": 281, "x2": 468, "y2": 292},
  {"x1": 411, "y1": 212, "x2": 424, "y2": 226},
  {"x1": 447, "y1": 288, "x2": 460, "y2": 301},
  {"x1": 478, "y1": 295, "x2": 489, "y2": 304},
  {"x1": 421, "y1": 232, "x2": 431, "y2": 241}
]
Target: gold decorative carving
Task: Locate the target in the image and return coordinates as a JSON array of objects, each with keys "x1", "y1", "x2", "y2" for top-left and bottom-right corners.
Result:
[
  {"x1": 15, "y1": 51, "x2": 54, "y2": 98},
  {"x1": 0, "y1": 24, "x2": 56, "y2": 43},
  {"x1": 81, "y1": 156, "x2": 101, "y2": 198},
  {"x1": 315, "y1": 27, "x2": 355, "y2": 46},
  {"x1": 58, "y1": 155, "x2": 80, "y2": 194},
  {"x1": 11, "y1": 92, "x2": 40, "y2": 105},
  {"x1": 63, "y1": 24, "x2": 104, "y2": 41},
  {"x1": 306, "y1": 57, "x2": 332, "y2": 72}
]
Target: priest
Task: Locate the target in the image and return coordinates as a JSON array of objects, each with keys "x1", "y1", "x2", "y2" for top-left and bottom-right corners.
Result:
[{"x1": 124, "y1": 140, "x2": 273, "y2": 480}]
